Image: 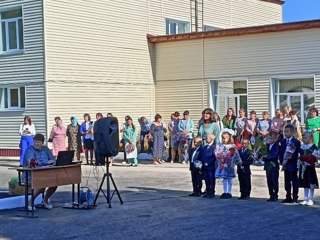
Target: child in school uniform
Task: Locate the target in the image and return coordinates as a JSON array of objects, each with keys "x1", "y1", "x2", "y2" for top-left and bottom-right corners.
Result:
[
  {"x1": 188, "y1": 136, "x2": 203, "y2": 197},
  {"x1": 215, "y1": 129, "x2": 242, "y2": 199},
  {"x1": 201, "y1": 134, "x2": 217, "y2": 198},
  {"x1": 279, "y1": 124, "x2": 301, "y2": 203},
  {"x1": 299, "y1": 131, "x2": 319, "y2": 206},
  {"x1": 263, "y1": 131, "x2": 280, "y2": 202},
  {"x1": 237, "y1": 139, "x2": 253, "y2": 200}
]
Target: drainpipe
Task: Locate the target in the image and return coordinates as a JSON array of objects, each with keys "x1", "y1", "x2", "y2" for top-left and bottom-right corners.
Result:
[{"x1": 41, "y1": 0, "x2": 49, "y2": 141}]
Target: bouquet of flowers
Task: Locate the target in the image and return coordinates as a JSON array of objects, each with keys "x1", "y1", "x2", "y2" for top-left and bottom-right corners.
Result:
[
  {"x1": 125, "y1": 143, "x2": 137, "y2": 159},
  {"x1": 300, "y1": 145, "x2": 318, "y2": 179},
  {"x1": 252, "y1": 137, "x2": 267, "y2": 164},
  {"x1": 282, "y1": 142, "x2": 296, "y2": 171},
  {"x1": 176, "y1": 131, "x2": 190, "y2": 151},
  {"x1": 215, "y1": 144, "x2": 241, "y2": 170}
]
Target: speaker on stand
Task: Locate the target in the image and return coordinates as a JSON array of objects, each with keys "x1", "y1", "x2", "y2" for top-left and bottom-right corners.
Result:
[{"x1": 92, "y1": 117, "x2": 123, "y2": 208}]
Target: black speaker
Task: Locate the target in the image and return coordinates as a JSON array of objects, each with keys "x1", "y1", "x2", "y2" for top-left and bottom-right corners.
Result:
[{"x1": 94, "y1": 117, "x2": 119, "y2": 157}]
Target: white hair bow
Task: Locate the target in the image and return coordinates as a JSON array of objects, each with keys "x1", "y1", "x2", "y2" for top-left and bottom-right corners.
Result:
[{"x1": 221, "y1": 128, "x2": 235, "y2": 136}]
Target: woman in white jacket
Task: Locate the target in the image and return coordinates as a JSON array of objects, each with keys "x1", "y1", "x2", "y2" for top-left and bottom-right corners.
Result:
[{"x1": 19, "y1": 116, "x2": 36, "y2": 166}]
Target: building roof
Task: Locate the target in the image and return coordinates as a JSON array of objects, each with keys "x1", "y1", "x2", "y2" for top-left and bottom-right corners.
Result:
[
  {"x1": 147, "y1": 19, "x2": 320, "y2": 44},
  {"x1": 261, "y1": 0, "x2": 284, "y2": 5}
]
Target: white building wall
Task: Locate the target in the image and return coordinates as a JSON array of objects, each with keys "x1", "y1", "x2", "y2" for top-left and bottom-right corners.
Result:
[{"x1": 0, "y1": 0, "x2": 45, "y2": 148}]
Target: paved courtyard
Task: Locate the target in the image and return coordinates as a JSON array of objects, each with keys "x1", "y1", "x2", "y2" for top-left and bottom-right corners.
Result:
[{"x1": 1, "y1": 159, "x2": 320, "y2": 240}]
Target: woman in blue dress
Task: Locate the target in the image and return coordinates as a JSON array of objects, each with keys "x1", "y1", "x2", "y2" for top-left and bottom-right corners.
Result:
[{"x1": 150, "y1": 114, "x2": 167, "y2": 165}]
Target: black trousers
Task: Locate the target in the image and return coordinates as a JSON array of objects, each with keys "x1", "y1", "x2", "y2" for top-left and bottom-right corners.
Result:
[
  {"x1": 284, "y1": 170, "x2": 299, "y2": 200},
  {"x1": 191, "y1": 166, "x2": 202, "y2": 194},
  {"x1": 203, "y1": 168, "x2": 215, "y2": 196},
  {"x1": 266, "y1": 168, "x2": 279, "y2": 198},
  {"x1": 238, "y1": 172, "x2": 251, "y2": 197}
]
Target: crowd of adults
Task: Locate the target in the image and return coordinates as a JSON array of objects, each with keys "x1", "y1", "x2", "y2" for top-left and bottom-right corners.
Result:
[{"x1": 18, "y1": 106, "x2": 320, "y2": 167}]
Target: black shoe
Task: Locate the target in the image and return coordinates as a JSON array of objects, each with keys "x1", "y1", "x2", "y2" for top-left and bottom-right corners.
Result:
[
  {"x1": 267, "y1": 198, "x2": 273, "y2": 202},
  {"x1": 227, "y1": 194, "x2": 233, "y2": 199},
  {"x1": 238, "y1": 196, "x2": 244, "y2": 200},
  {"x1": 281, "y1": 198, "x2": 293, "y2": 203},
  {"x1": 195, "y1": 193, "x2": 201, "y2": 197},
  {"x1": 242, "y1": 196, "x2": 250, "y2": 200},
  {"x1": 220, "y1": 193, "x2": 226, "y2": 199},
  {"x1": 292, "y1": 199, "x2": 299, "y2": 204},
  {"x1": 189, "y1": 193, "x2": 196, "y2": 197}
]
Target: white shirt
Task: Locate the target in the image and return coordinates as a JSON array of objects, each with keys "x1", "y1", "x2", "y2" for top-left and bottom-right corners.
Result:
[
  {"x1": 19, "y1": 124, "x2": 36, "y2": 136},
  {"x1": 285, "y1": 137, "x2": 293, "y2": 145},
  {"x1": 191, "y1": 147, "x2": 200, "y2": 162},
  {"x1": 268, "y1": 143, "x2": 272, "y2": 150},
  {"x1": 84, "y1": 122, "x2": 93, "y2": 139}
]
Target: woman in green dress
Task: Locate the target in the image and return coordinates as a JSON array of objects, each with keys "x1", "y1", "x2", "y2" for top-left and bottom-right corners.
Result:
[
  {"x1": 197, "y1": 108, "x2": 221, "y2": 145},
  {"x1": 306, "y1": 107, "x2": 320, "y2": 148},
  {"x1": 222, "y1": 108, "x2": 236, "y2": 130},
  {"x1": 123, "y1": 116, "x2": 138, "y2": 166}
]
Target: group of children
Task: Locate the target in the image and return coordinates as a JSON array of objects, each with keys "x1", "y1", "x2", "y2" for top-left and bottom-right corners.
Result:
[{"x1": 189, "y1": 125, "x2": 319, "y2": 206}]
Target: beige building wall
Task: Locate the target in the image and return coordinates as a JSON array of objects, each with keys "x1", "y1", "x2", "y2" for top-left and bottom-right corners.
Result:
[
  {"x1": 0, "y1": 0, "x2": 45, "y2": 148},
  {"x1": 203, "y1": 0, "x2": 282, "y2": 29},
  {"x1": 150, "y1": 0, "x2": 282, "y2": 34},
  {"x1": 154, "y1": 28, "x2": 320, "y2": 122},
  {"x1": 44, "y1": 0, "x2": 282, "y2": 128},
  {"x1": 44, "y1": 0, "x2": 155, "y2": 130},
  {"x1": 0, "y1": 0, "x2": 282, "y2": 148}
]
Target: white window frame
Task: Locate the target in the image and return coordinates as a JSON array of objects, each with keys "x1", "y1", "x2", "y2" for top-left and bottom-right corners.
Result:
[
  {"x1": 0, "y1": 86, "x2": 26, "y2": 111},
  {"x1": 165, "y1": 18, "x2": 190, "y2": 35},
  {"x1": 203, "y1": 25, "x2": 222, "y2": 31},
  {"x1": 210, "y1": 78, "x2": 248, "y2": 117},
  {"x1": 0, "y1": 7, "x2": 24, "y2": 54},
  {"x1": 270, "y1": 76, "x2": 315, "y2": 126}
]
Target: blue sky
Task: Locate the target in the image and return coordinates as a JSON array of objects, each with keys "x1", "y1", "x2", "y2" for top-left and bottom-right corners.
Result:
[{"x1": 283, "y1": 0, "x2": 320, "y2": 22}]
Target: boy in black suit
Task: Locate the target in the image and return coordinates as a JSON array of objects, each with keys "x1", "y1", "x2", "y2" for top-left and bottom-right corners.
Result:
[
  {"x1": 189, "y1": 136, "x2": 203, "y2": 197},
  {"x1": 279, "y1": 125, "x2": 301, "y2": 203},
  {"x1": 263, "y1": 131, "x2": 280, "y2": 202},
  {"x1": 237, "y1": 139, "x2": 253, "y2": 200},
  {"x1": 201, "y1": 134, "x2": 217, "y2": 198}
]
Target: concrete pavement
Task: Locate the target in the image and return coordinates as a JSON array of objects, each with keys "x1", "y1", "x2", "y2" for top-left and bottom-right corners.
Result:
[{"x1": 0, "y1": 159, "x2": 320, "y2": 240}]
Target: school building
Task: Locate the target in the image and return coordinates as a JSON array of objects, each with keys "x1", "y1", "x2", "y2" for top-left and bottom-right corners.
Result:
[
  {"x1": 148, "y1": 20, "x2": 320, "y2": 127},
  {"x1": 0, "y1": 0, "x2": 305, "y2": 155}
]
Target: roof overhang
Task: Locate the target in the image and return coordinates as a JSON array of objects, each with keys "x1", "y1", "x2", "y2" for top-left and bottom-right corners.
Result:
[
  {"x1": 261, "y1": 0, "x2": 285, "y2": 5},
  {"x1": 147, "y1": 20, "x2": 320, "y2": 44}
]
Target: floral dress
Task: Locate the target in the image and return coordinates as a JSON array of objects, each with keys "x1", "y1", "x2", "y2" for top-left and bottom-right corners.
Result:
[
  {"x1": 215, "y1": 143, "x2": 242, "y2": 179},
  {"x1": 150, "y1": 123, "x2": 166, "y2": 159},
  {"x1": 66, "y1": 123, "x2": 82, "y2": 155}
]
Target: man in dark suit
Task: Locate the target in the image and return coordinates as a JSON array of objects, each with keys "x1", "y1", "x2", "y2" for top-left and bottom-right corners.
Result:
[
  {"x1": 237, "y1": 139, "x2": 253, "y2": 200},
  {"x1": 263, "y1": 131, "x2": 280, "y2": 202},
  {"x1": 189, "y1": 136, "x2": 203, "y2": 197},
  {"x1": 279, "y1": 125, "x2": 301, "y2": 203},
  {"x1": 201, "y1": 134, "x2": 217, "y2": 198}
]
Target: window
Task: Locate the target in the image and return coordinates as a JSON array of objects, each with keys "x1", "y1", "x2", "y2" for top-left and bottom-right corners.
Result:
[
  {"x1": 0, "y1": 8, "x2": 23, "y2": 53},
  {"x1": 204, "y1": 25, "x2": 222, "y2": 32},
  {"x1": 0, "y1": 86, "x2": 25, "y2": 110},
  {"x1": 166, "y1": 18, "x2": 190, "y2": 35},
  {"x1": 272, "y1": 78, "x2": 315, "y2": 125},
  {"x1": 210, "y1": 80, "x2": 248, "y2": 117}
]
